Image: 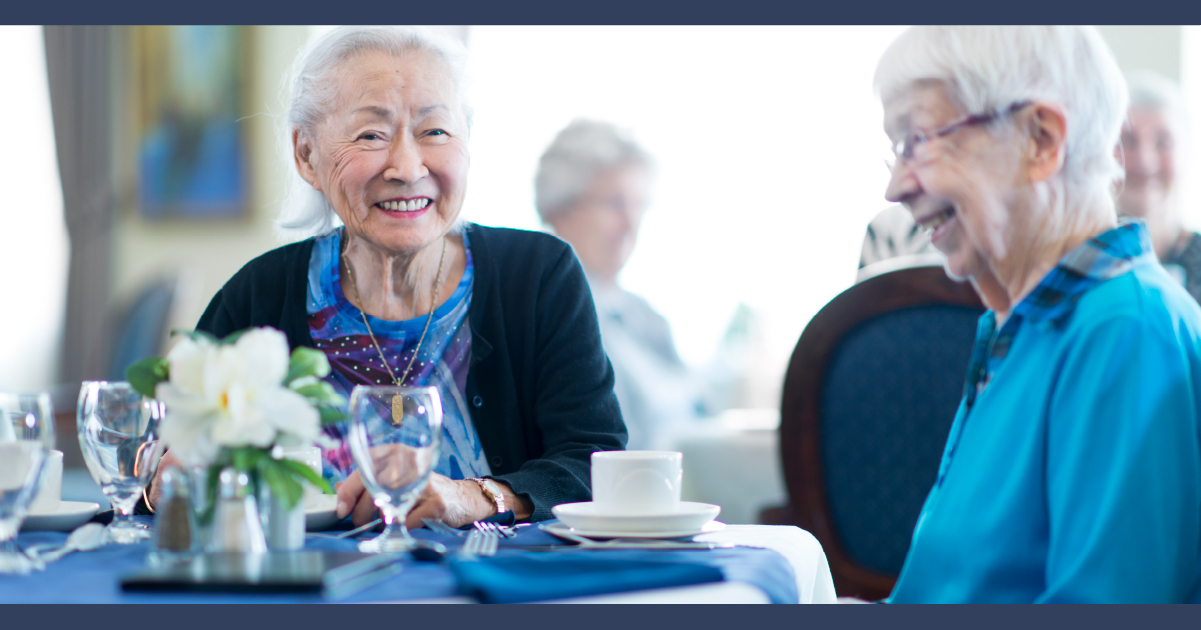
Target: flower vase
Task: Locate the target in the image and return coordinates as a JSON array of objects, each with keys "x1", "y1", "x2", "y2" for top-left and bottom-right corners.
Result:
[{"x1": 258, "y1": 481, "x2": 306, "y2": 551}]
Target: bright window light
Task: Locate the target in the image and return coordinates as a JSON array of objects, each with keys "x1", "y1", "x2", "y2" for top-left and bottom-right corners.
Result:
[
  {"x1": 0, "y1": 26, "x2": 68, "y2": 391},
  {"x1": 464, "y1": 26, "x2": 908, "y2": 401}
]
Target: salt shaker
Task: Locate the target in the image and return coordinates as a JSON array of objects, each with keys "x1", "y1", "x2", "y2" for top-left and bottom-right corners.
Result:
[
  {"x1": 205, "y1": 467, "x2": 267, "y2": 553},
  {"x1": 148, "y1": 467, "x2": 196, "y2": 564}
]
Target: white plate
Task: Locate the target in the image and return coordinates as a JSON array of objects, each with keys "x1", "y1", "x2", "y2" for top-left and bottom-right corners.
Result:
[
  {"x1": 552, "y1": 501, "x2": 721, "y2": 534},
  {"x1": 21, "y1": 501, "x2": 101, "y2": 532},
  {"x1": 305, "y1": 494, "x2": 342, "y2": 531},
  {"x1": 543, "y1": 520, "x2": 726, "y2": 540}
]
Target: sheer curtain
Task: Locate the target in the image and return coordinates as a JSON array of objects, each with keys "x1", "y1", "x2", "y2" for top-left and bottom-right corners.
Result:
[{"x1": 44, "y1": 25, "x2": 114, "y2": 384}]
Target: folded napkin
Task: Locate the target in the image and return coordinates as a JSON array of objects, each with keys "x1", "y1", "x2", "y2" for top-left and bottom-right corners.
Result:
[{"x1": 449, "y1": 553, "x2": 724, "y2": 603}]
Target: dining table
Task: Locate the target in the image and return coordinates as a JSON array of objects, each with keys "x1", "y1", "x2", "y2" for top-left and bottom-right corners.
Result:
[{"x1": 3, "y1": 515, "x2": 836, "y2": 604}]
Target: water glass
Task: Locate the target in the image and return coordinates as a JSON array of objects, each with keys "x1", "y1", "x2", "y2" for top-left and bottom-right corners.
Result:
[
  {"x1": 77, "y1": 381, "x2": 165, "y2": 544},
  {"x1": 347, "y1": 385, "x2": 442, "y2": 553},
  {"x1": 0, "y1": 392, "x2": 55, "y2": 574}
]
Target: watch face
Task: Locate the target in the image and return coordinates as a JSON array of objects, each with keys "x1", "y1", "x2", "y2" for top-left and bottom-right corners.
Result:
[{"x1": 481, "y1": 479, "x2": 502, "y2": 496}]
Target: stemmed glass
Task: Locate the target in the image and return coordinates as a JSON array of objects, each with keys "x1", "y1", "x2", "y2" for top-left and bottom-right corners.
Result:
[
  {"x1": 347, "y1": 385, "x2": 443, "y2": 553},
  {"x1": 77, "y1": 381, "x2": 165, "y2": 544},
  {"x1": 0, "y1": 392, "x2": 55, "y2": 574}
]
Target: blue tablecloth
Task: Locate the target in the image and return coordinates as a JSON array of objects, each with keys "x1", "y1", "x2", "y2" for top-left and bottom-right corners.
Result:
[{"x1": 2, "y1": 517, "x2": 798, "y2": 604}]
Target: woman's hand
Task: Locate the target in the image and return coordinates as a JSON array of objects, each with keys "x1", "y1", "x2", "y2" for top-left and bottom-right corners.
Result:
[
  {"x1": 145, "y1": 450, "x2": 182, "y2": 508},
  {"x1": 334, "y1": 471, "x2": 532, "y2": 528}
]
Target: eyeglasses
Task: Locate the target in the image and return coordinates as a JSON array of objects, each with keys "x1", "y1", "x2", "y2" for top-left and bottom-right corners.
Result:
[{"x1": 887, "y1": 101, "x2": 1033, "y2": 172}]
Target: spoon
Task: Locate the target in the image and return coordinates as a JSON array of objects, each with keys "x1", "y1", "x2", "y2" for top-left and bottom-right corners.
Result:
[
  {"x1": 33, "y1": 523, "x2": 107, "y2": 562},
  {"x1": 408, "y1": 539, "x2": 449, "y2": 562}
]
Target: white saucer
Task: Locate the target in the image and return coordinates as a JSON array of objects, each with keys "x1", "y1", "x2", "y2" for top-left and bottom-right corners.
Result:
[
  {"x1": 552, "y1": 501, "x2": 721, "y2": 534},
  {"x1": 21, "y1": 501, "x2": 101, "y2": 532},
  {"x1": 305, "y1": 494, "x2": 342, "y2": 531},
  {"x1": 543, "y1": 519, "x2": 726, "y2": 540}
]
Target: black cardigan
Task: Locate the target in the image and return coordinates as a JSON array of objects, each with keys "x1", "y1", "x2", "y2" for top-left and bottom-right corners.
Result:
[{"x1": 196, "y1": 223, "x2": 628, "y2": 521}]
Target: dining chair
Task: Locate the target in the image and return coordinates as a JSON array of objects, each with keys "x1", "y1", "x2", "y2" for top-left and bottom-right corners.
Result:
[
  {"x1": 107, "y1": 276, "x2": 180, "y2": 381},
  {"x1": 768, "y1": 265, "x2": 984, "y2": 600}
]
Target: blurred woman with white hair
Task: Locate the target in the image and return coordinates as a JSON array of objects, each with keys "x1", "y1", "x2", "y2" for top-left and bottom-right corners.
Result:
[
  {"x1": 535, "y1": 120, "x2": 702, "y2": 450},
  {"x1": 1117, "y1": 72, "x2": 1201, "y2": 301},
  {"x1": 147, "y1": 26, "x2": 627, "y2": 527},
  {"x1": 876, "y1": 25, "x2": 1201, "y2": 602}
]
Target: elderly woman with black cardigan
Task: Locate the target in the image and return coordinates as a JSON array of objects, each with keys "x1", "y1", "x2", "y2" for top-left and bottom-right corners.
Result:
[{"x1": 149, "y1": 26, "x2": 625, "y2": 527}]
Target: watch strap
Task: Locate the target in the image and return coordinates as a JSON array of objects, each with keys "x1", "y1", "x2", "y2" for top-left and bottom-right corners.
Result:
[{"x1": 471, "y1": 477, "x2": 507, "y2": 514}]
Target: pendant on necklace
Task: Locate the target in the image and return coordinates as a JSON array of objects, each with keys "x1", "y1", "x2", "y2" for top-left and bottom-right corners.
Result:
[{"x1": 391, "y1": 394, "x2": 404, "y2": 426}]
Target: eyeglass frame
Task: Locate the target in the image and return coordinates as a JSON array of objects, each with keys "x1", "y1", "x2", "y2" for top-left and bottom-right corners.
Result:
[{"x1": 888, "y1": 100, "x2": 1034, "y2": 171}]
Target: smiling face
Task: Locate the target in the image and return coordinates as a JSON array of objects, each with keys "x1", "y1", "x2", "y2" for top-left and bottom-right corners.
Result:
[
  {"x1": 1117, "y1": 106, "x2": 1183, "y2": 223},
  {"x1": 883, "y1": 82, "x2": 1030, "y2": 282},
  {"x1": 547, "y1": 163, "x2": 652, "y2": 285},
  {"x1": 294, "y1": 49, "x2": 469, "y2": 255}
]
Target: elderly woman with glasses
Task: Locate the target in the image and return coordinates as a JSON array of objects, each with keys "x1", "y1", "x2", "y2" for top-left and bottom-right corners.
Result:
[
  {"x1": 876, "y1": 26, "x2": 1201, "y2": 603},
  {"x1": 147, "y1": 26, "x2": 626, "y2": 527}
]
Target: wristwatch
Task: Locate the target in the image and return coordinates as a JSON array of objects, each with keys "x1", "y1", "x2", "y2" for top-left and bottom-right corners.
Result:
[{"x1": 471, "y1": 477, "x2": 508, "y2": 515}]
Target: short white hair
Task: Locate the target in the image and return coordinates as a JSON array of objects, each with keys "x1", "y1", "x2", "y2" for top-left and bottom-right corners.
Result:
[
  {"x1": 276, "y1": 26, "x2": 472, "y2": 240},
  {"x1": 874, "y1": 26, "x2": 1128, "y2": 201},
  {"x1": 534, "y1": 119, "x2": 653, "y2": 222},
  {"x1": 1126, "y1": 70, "x2": 1191, "y2": 135}
]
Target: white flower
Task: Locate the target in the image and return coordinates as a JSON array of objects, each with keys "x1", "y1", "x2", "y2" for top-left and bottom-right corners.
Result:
[{"x1": 156, "y1": 328, "x2": 322, "y2": 466}]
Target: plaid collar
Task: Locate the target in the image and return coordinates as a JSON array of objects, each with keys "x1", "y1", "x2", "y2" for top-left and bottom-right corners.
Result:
[
  {"x1": 962, "y1": 220, "x2": 1155, "y2": 409},
  {"x1": 1010, "y1": 219, "x2": 1156, "y2": 324}
]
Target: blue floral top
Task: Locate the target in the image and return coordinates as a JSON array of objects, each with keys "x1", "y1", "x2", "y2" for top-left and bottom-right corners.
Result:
[{"x1": 306, "y1": 228, "x2": 491, "y2": 484}]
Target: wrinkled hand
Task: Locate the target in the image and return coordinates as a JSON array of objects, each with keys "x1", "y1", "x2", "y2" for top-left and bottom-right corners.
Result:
[
  {"x1": 146, "y1": 450, "x2": 182, "y2": 508},
  {"x1": 335, "y1": 471, "x2": 495, "y2": 529}
]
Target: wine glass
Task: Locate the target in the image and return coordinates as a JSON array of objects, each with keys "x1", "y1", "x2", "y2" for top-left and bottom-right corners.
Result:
[
  {"x1": 0, "y1": 392, "x2": 55, "y2": 574},
  {"x1": 77, "y1": 381, "x2": 165, "y2": 544},
  {"x1": 347, "y1": 385, "x2": 443, "y2": 553}
]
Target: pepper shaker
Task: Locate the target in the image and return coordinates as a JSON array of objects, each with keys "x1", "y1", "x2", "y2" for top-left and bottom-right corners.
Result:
[{"x1": 148, "y1": 467, "x2": 195, "y2": 565}]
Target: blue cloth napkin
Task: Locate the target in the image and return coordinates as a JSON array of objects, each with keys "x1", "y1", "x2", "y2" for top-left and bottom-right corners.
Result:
[{"x1": 449, "y1": 553, "x2": 725, "y2": 603}]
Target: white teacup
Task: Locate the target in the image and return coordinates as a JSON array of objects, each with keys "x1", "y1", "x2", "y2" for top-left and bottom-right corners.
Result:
[
  {"x1": 29, "y1": 450, "x2": 63, "y2": 514},
  {"x1": 591, "y1": 450, "x2": 683, "y2": 515},
  {"x1": 0, "y1": 444, "x2": 61, "y2": 514}
]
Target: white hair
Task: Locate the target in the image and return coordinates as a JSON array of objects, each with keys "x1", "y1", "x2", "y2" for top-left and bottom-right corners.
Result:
[
  {"x1": 874, "y1": 26, "x2": 1129, "y2": 204},
  {"x1": 534, "y1": 119, "x2": 654, "y2": 222},
  {"x1": 276, "y1": 26, "x2": 472, "y2": 241},
  {"x1": 1126, "y1": 70, "x2": 1191, "y2": 135}
]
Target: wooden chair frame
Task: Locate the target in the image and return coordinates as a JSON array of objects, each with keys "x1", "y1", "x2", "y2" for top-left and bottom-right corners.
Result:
[{"x1": 777, "y1": 266, "x2": 983, "y2": 600}]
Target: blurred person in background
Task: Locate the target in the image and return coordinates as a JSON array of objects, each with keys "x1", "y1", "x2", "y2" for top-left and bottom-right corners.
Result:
[
  {"x1": 535, "y1": 120, "x2": 705, "y2": 450},
  {"x1": 147, "y1": 26, "x2": 627, "y2": 526},
  {"x1": 876, "y1": 25, "x2": 1201, "y2": 602},
  {"x1": 1116, "y1": 71, "x2": 1201, "y2": 302}
]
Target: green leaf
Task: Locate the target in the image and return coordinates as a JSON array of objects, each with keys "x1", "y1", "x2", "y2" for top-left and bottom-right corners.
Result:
[
  {"x1": 317, "y1": 402, "x2": 348, "y2": 426},
  {"x1": 261, "y1": 458, "x2": 305, "y2": 509},
  {"x1": 293, "y1": 380, "x2": 344, "y2": 406},
  {"x1": 125, "y1": 357, "x2": 169, "y2": 398},
  {"x1": 231, "y1": 447, "x2": 267, "y2": 474},
  {"x1": 219, "y1": 329, "x2": 249, "y2": 346},
  {"x1": 275, "y1": 458, "x2": 334, "y2": 494},
  {"x1": 171, "y1": 328, "x2": 219, "y2": 344},
  {"x1": 287, "y1": 347, "x2": 331, "y2": 383}
]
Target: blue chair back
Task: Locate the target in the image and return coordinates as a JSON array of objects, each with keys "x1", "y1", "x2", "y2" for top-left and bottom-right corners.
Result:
[
  {"x1": 777, "y1": 265, "x2": 984, "y2": 599},
  {"x1": 821, "y1": 305, "x2": 978, "y2": 575},
  {"x1": 108, "y1": 279, "x2": 176, "y2": 380}
]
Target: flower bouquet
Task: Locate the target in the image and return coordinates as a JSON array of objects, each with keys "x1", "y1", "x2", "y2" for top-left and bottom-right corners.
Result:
[{"x1": 126, "y1": 327, "x2": 344, "y2": 516}]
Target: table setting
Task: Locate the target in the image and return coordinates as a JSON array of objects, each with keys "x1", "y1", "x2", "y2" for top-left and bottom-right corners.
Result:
[{"x1": 0, "y1": 326, "x2": 835, "y2": 604}]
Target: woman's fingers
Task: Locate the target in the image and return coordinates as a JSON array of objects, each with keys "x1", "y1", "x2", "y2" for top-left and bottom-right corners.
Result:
[
  {"x1": 336, "y1": 472, "x2": 378, "y2": 526},
  {"x1": 405, "y1": 482, "x2": 447, "y2": 529},
  {"x1": 147, "y1": 451, "x2": 182, "y2": 508}
]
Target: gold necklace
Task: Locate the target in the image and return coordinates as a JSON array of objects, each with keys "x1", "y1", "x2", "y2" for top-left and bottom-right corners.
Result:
[{"x1": 342, "y1": 237, "x2": 448, "y2": 425}]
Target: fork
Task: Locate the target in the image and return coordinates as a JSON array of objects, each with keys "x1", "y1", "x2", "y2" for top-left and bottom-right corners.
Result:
[
  {"x1": 473, "y1": 521, "x2": 515, "y2": 539},
  {"x1": 422, "y1": 518, "x2": 467, "y2": 537},
  {"x1": 459, "y1": 529, "x2": 499, "y2": 558}
]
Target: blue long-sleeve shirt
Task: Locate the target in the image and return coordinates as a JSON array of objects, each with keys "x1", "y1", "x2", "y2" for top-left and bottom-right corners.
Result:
[{"x1": 889, "y1": 222, "x2": 1201, "y2": 603}]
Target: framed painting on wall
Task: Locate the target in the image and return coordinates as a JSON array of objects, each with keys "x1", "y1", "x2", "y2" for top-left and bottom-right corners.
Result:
[{"x1": 130, "y1": 25, "x2": 249, "y2": 219}]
